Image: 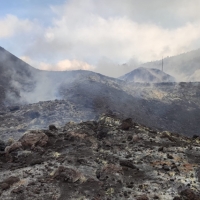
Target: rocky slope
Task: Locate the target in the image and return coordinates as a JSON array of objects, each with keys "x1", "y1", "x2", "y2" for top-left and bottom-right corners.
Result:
[
  {"x1": 119, "y1": 67, "x2": 175, "y2": 83},
  {"x1": 1, "y1": 46, "x2": 200, "y2": 137},
  {"x1": 1, "y1": 81, "x2": 200, "y2": 143},
  {"x1": 0, "y1": 46, "x2": 124, "y2": 104},
  {"x1": 59, "y1": 80, "x2": 200, "y2": 136},
  {"x1": 0, "y1": 47, "x2": 40, "y2": 105},
  {"x1": 0, "y1": 115, "x2": 200, "y2": 200}
]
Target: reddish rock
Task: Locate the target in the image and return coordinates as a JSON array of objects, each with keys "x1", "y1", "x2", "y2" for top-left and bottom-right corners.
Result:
[
  {"x1": 5, "y1": 141, "x2": 22, "y2": 154},
  {"x1": 0, "y1": 183, "x2": 10, "y2": 190},
  {"x1": 121, "y1": 118, "x2": 132, "y2": 130},
  {"x1": 180, "y1": 189, "x2": 200, "y2": 200},
  {"x1": 19, "y1": 130, "x2": 48, "y2": 148},
  {"x1": 137, "y1": 195, "x2": 149, "y2": 200}
]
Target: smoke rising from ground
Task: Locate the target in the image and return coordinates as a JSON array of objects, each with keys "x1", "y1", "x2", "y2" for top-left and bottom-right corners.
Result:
[
  {"x1": 3, "y1": 47, "x2": 200, "y2": 107},
  {"x1": 2, "y1": 45, "x2": 200, "y2": 108}
]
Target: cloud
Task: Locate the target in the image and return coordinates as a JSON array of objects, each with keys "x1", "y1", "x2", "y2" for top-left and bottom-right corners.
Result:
[
  {"x1": 24, "y1": 0, "x2": 200, "y2": 67},
  {"x1": 4, "y1": 0, "x2": 200, "y2": 78},
  {"x1": 39, "y1": 60, "x2": 95, "y2": 71},
  {"x1": 95, "y1": 57, "x2": 140, "y2": 78},
  {"x1": 0, "y1": 15, "x2": 34, "y2": 38},
  {"x1": 20, "y1": 56, "x2": 94, "y2": 71},
  {"x1": 20, "y1": 56, "x2": 33, "y2": 64}
]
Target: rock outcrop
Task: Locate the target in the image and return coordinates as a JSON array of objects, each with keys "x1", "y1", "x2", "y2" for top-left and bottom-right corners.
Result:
[{"x1": 19, "y1": 130, "x2": 48, "y2": 149}]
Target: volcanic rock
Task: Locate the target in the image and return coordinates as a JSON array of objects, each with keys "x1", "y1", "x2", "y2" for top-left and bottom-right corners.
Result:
[
  {"x1": 0, "y1": 115, "x2": 200, "y2": 199},
  {"x1": 121, "y1": 118, "x2": 133, "y2": 130},
  {"x1": 0, "y1": 140, "x2": 6, "y2": 151},
  {"x1": 49, "y1": 124, "x2": 57, "y2": 131},
  {"x1": 5, "y1": 141, "x2": 22, "y2": 154},
  {"x1": 180, "y1": 189, "x2": 200, "y2": 200},
  {"x1": 119, "y1": 159, "x2": 138, "y2": 170},
  {"x1": 24, "y1": 111, "x2": 40, "y2": 119},
  {"x1": 9, "y1": 106, "x2": 20, "y2": 112},
  {"x1": 0, "y1": 176, "x2": 20, "y2": 191},
  {"x1": 19, "y1": 130, "x2": 48, "y2": 149},
  {"x1": 0, "y1": 183, "x2": 10, "y2": 191},
  {"x1": 136, "y1": 195, "x2": 149, "y2": 200}
]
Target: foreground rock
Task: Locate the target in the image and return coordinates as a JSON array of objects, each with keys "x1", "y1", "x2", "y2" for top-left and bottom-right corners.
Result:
[{"x1": 0, "y1": 115, "x2": 200, "y2": 200}]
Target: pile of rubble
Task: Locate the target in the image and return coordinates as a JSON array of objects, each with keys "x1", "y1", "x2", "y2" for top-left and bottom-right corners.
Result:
[{"x1": 0, "y1": 115, "x2": 200, "y2": 200}]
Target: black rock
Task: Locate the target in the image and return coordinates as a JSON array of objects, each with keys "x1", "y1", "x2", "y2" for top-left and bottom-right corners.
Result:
[
  {"x1": 173, "y1": 197, "x2": 181, "y2": 200},
  {"x1": 167, "y1": 154, "x2": 174, "y2": 159},
  {"x1": 1, "y1": 176, "x2": 20, "y2": 190},
  {"x1": 9, "y1": 106, "x2": 20, "y2": 112},
  {"x1": 196, "y1": 168, "x2": 200, "y2": 182},
  {"x1": 0, "y1": 140, "x2": 6, "y2": 151},
  {"x1": 11, "y1": 185, "x2": 25, "y2": 194},
  {"x1": 49, "y1": 124, "x2": 58, "y2": 131},
  {"x1": 96, "y1": 169, "x2": 101, "y2": 179},
  {"x1": 158, "y1": 147, "x2": 164, "y2": 152},
  {"x1": 0, "y1": 112, "x2": 6, "y2": 115},
  {"x1": 180, "y1": 189, "x2": 200, "y2": 200},
  {"x1": 162, "y1": 164, "x2": 170, "y2": 171},
  {"x1": 127, "y1": 135, "x2": 133, "y2": 141},
  {"x1": 121, "y1": 118, "x2": 133, "y2": 130},
  {"x1": 97, "y1": 128, "x2": 108, "y2": 140},
  {"x1": 119, "y1": 160, "x2": 138, "y2": 170},
  {"x1": 0, "y1": 183, "x2": 10, "y2": 190},
  {"x1": 193, "y1": 135, "x2": 199, "y2": 139},
  {"x1": 136, "y1": 195, "x2": 149, "y2": 200},
  {"x1": 30, "y1": 158, "x2": 43, "y2": 166},
  {"x1": 24, "y1": 111, "x2": 40, "y2": 119},
  {"x1": 44, "y1": 130, "x2": 56, "y2": 137}
]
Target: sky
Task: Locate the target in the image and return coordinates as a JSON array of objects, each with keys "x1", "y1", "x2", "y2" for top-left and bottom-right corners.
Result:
[{"x1": 1, "y1": 0, "x2": 200, "y2": 77}]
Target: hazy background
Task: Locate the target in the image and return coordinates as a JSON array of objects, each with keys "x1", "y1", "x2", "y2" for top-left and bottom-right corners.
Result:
[{"x1": 1, "y1": 0, "x2": 200, "y2": 78}]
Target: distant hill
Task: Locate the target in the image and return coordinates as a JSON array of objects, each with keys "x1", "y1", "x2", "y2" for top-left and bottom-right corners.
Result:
[
  {"x1": 129, "y1": 49, "x2": 200, "y2": 82},
  {"x1": 119, "y1": 67, "x2": 175, "y2": 83}
]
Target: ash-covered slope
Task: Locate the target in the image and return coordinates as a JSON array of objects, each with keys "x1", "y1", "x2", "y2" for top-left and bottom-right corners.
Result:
[
  {"x1": 0, "y1": 46, "x2": 125, "y2": 104},
  {"x1": 59, "y1": 79, "x2": 200, "y2": 136},
  {"x1": 0, "y1": 115, "x2": 200, "y2": 200},
  {"x1": 1, "y1": 81, "x2": 200, "y2": 145},
  {"x1": 124, "y1": 82, "x2": 200, "y2": 136},
  {"x1": 119, "y1": 67, "x2": 175, "y2": 83},
  {"x1": 0, "y1": 47, "x2": 39, "y2": 105}
]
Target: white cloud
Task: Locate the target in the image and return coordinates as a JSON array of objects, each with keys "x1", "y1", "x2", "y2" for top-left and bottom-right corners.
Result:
[
  {"x1": 24, "y1": 0, "x2": 200, "y2": 67},
  {"x1": 9, "y1": 0, "x2": 200, "y2": 78},
  {"x1": 0, "y1": 15, "x2": 34, "y2": 38},
  {"x1": 20, "y1": 56, "x2": 94, "y2": 71},
  {"x1": 20, "y1": 56, "x2": 32, "y2": 64},
  {"x1": 39, "y1": 59, "x2": 94, "y2": 71}
]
